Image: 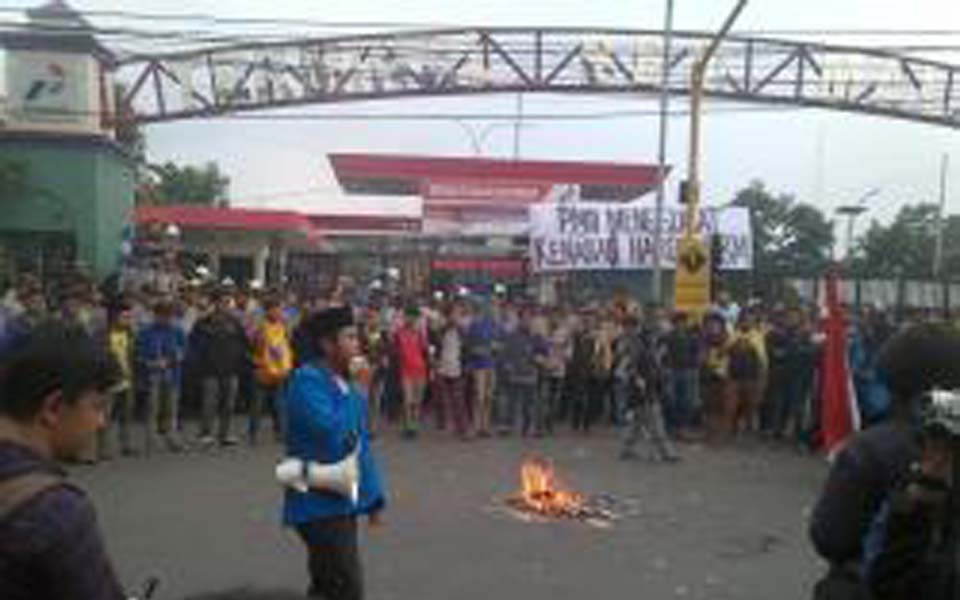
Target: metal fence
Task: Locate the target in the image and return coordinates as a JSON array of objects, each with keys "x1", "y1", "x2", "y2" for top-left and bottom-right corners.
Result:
[{"x1": 787, "y1": 278, "x2": 960, "y2": 312}]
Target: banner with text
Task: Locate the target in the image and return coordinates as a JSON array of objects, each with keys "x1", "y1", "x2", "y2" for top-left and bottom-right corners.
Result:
[{"x1": 529, "y1": 203, "x2": 753, "y2": 272}]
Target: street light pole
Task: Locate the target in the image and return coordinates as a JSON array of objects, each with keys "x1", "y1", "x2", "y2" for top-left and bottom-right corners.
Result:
[
  {"x1": 674, "y1": 0, "x2": 747, "y2": 316},
  {"x1": 513, "y1": 93, "x2": 524, "y2": 160},
  {"x1": 651, "y1": 0, "x2": 675, "y2": 304},
  {"x1": 836, "y1": 205, "x2": 867, "y2": 263},
  {"x1": 835, "y1": 187, "x2": 879, "y2": 264},
  {"x1": 684, "y1": 0, "x2": 749, "y2": 235},
  {"x1": 933, "y1": 153, "x2": 949, "y2": 278}
]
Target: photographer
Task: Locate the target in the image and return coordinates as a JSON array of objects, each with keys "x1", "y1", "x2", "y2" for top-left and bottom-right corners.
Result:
[{"x1": 810, "y1": 323, "x2": 960, "y2": 600}]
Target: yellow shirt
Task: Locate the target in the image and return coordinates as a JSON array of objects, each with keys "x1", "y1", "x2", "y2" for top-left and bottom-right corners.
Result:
[
  {"x1": 109, "y1": 328, "x2": 133, "y2": 388},
  {"x1": 705, "y1": 341, "x2": 730, "y2": 378},
  {"x1": 733, "y1": 327, "x2": 768, "y2": 371},
  {"x1": 256, "y1": 320, "x2": 293, "y2": 385}
]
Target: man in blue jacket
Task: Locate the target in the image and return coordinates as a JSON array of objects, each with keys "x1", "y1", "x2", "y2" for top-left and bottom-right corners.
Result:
[{"x1": 283, "y1": 306, "x2": 386, "y2": 600}]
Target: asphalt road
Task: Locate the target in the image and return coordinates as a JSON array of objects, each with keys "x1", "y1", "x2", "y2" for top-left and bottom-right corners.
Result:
[{"x1": 76, "y1": 429, "x2": 829, "y2": 600}]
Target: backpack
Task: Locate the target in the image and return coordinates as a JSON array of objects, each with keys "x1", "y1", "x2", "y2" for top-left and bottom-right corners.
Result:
[{"x1": 728, "y1": 338, "x2": 761, "y2": 381}]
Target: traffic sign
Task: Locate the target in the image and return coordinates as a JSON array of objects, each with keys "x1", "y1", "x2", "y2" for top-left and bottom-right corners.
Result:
[{"x1": 674, "y1": 235, "x2": 711, "y2": 318}]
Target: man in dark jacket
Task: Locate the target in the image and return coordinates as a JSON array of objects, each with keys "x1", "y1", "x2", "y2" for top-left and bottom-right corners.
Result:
[
  {"x1": 568, "y1": 311, "x2": 597, "y2": 433},
  {"x1": 189, "y1": 289, "x2": 251, "y2": 446},
  {"x1": 619, "y1": 313, "x2": 678, "y2": 463},
  {"x1": 499, "y1": 309, "x2": 545, "y2": 436},
  {"x1": 662, "y1": 312, "x2": 702, "y2": 436},
  {"x1": 810, "y1": 323, "x2": 960, "y2": 600},
  {"x1": 0, "y1": 323, "x2": 126, "y2": 600},
  {"x1": 769, "y1": 307, "x2": 817, "y2": 441}
]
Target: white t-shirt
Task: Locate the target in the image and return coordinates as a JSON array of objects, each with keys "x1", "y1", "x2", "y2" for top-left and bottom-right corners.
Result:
[{"x1": 438, "y1": 328, "x2": 463, "y2": 378}]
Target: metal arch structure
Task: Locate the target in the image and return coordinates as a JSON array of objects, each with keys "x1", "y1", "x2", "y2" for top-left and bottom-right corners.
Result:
[{"x1": 116, "y1": 27, "x2": 960, "y2": 128}]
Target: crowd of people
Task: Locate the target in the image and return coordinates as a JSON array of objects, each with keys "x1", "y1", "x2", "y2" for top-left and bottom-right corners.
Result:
[
  {"x1": 0, "y1": 268, "x2": 936, "y2": 465},
  {"x1": 4, "y1": 267, "x2": 960, "y2": 600}
]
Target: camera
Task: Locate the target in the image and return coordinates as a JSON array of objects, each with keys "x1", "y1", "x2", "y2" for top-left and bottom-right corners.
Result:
[{"x1": 920, "y1": 389, "x2": 960, "y2": 438}]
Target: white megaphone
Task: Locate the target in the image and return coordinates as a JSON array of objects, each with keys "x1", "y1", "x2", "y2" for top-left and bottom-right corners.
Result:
[{"x1": 276, "y1": 447, "x2": 360, "y2": 504}]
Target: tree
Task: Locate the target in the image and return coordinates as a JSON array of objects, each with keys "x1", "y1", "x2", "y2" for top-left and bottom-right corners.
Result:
[
  {"x1": 730, "y1": 180, "x2": 835, "y2": 298},
  {"x1": 853, "y1": 203, "x2": 960, "y2": 280},
  {"x1": 139, "y1": 161, "x2": 231, "y2": 206}
]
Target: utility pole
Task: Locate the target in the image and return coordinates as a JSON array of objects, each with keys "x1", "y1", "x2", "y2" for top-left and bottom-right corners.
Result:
[
  {"x1": 651, "y1": 0, "x2": 675, "y2": 304},
  {"x1": 933, "y1": 153, "x2": 949, "y2": 278},
  {"x1": 674, "y1": 0, "x2": 748, "y2": 316},
  {"x1": 684, "y1": 0, "x2": 748, "y2": 235},
  {"x1": 513, "y1": 93, "x2": 524, "y2": 160},
  {"x1": 835, "y1": 187, "x2": 880, "y2": 265},
  {"x1": 836, "y1": 205, "x2": 868, "y2": 264}
]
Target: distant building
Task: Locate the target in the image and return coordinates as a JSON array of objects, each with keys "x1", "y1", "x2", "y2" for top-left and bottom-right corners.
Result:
[{"x1": 133, "y1": 153, "x2": 664, "y2": 300}]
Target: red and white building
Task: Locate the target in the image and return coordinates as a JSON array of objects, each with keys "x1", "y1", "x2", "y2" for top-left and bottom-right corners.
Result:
[{"x1": 134, "y1": 153, "x2": 665, "y2": 294}]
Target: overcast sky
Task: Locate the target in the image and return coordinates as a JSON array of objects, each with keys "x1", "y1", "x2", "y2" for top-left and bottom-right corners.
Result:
[{"x1": 10, "y1": 0, "x2": 960, "y2": 245}]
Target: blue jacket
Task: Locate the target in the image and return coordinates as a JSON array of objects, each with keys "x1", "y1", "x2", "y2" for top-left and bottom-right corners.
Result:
[
  {"x1": 465, "y1": 316, "x2": 501, "y2": 370},
  {"x1": 138, "y1": 322, "x2": 185, "y2": 383},
  {"x1": 282, "y1": 362, "x2": 386, "y2": 526},
  {"x1": 849, "y1": 328, "x2": 892, "y2": 424}
]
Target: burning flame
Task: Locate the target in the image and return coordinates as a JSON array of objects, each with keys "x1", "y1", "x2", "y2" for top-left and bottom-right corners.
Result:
[{"x1": 518, "y1": 458, "x2": 584, "y2": 516}]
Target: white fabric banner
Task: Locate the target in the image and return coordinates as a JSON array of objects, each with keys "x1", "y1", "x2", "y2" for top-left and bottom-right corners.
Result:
[{"x1": 528, "y1": 202, "x2": 753, "y2": 272}]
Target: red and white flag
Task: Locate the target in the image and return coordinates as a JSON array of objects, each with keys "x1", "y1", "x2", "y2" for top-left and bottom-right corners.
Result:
[{"x1": 819, "y1": 266, "x2": 860, "y2": 458}]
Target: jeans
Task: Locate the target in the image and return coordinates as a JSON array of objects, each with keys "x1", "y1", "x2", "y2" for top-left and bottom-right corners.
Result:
[
  {"x1": 612, "y1": 379, "x2": 633, "y2": 425},
  {"x1": 249, "y1": 381, "x2": 284, "y2": 443},
  {"x1": 100, "y1": 388, "x2": 135, "y2": 457},
  {"x1": 571, "y1": 378, "x2": 604, "y2": 432},
  {"x1": 472, "y1": 368, "x2": 496, "y2": 434},
  {"x1": 516, "y1": 381, "x2": 541, "y2": 435},
  {"x1": 772, "y1": 375, "x2": 809, "y2": 440},
  {"x1": 201, "y1": 375, "x2": 238, "y2": 442},
  {"x1": 146, "y1": 374, "x2": 181, "y2": 454},
  {"x1": 367, "y1": 368, "x2": 385, "y2": 434},
  {"x1": 538, "y1": 376, "x2": 563, "y2": 434},
  {"x1": 297, "y1": 517, "x2": 363, "y2": 600},
  {"x1": 498, "y1": 381, "x2": 521, "y2": 433},
  {"x1": 621, "y1": 398, "x2": 676, "y2": 460},
  {"x1": 667, "y1": 368, "x2": 700, "y2": 432}
]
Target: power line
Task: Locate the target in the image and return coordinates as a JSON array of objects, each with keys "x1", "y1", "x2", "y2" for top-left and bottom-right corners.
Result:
[
  {"x1": 0, "y1": 6, "x2": 452, "y2": 30},
  {"x1": 5, "y1": 5, "x2": 960, "y2": 37},
  {"x1": 5, "y1": 20, "x2": 960, "y2": 61}
]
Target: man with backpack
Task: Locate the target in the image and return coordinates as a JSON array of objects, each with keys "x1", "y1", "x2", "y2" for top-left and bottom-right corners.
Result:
[{"x1": 0, "y1": 324, "x2": 126, "y2": 600}]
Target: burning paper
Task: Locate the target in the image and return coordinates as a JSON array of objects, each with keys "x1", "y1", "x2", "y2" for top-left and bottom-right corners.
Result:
[{"x1": 499, "y1": 457, "x2": 639, "y2": 527}]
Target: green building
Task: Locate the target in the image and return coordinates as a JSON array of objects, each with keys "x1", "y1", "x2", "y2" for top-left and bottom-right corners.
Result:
[
  {"x1": 0, "y1": 134, "x2": 133, "y2": 285},
  {"x1": 0, "y1": 0, "x2": 133, "y2": 286}
]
